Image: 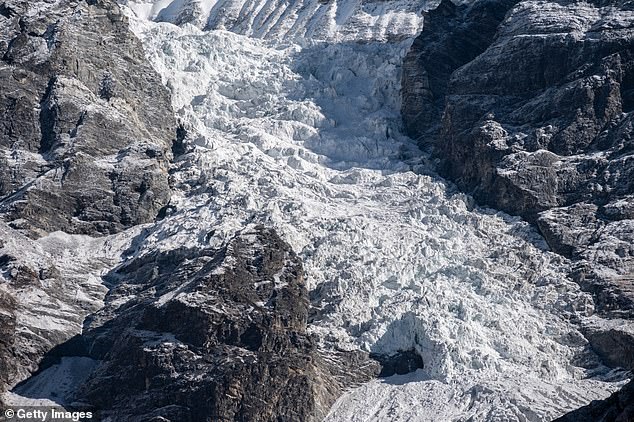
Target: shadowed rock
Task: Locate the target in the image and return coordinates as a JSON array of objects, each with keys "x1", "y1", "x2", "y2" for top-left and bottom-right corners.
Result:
[
  {"x1": 57, "y1": 226, "x2": 379, "y2": 421},
  {"x1": 554, "y1": 379, "x2": 634, "y2": 422},
  {"x1": 0, "y1": 0, "x2": 177, "y2": 407},
  {"x1": 402, "y1": 0, "x2": 634, "y2": 317},
  {"x1": 402, "y1": 1, "x2": 634, "y2": 416},
  {"x1": 370, "y1": 348, "x2": 424, "y2": 377}
]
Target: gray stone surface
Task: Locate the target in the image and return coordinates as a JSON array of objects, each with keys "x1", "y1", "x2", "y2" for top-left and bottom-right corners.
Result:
[
  {"x1": 0, "y1": 221, "x2": 112, "y2": 409},
  {"x1": 0, "y1": 0, "x2": 177, "y2": 237},
  {"x1": 0, "y1": 2, "x2": 379, "y2": 419},
  {"x1": 70, "y1": 226, "x2": 378, "y2": 421},
  {"x1": 0, "y1": 0, "x2": 177, "y2": 408},
  {"x1": 402, "y1": 0, "x2": 634, "y2": 318},
  {"x1": 402, "y1": 2, "x2": 634, "y2": 417}
]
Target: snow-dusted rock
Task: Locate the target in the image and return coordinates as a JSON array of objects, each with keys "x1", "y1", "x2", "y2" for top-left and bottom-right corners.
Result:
[
  {"x1": 402, "y1": 0, "x2": 634, "y2": 324},
  {"x1": 0, "y1": 222, "x2": 133, "y2": 408},
  {"x1": 554, "y1": 378, "x2": 634, "y2": 422},
  {"x1": 68, "y1": 226, "x2": 378, "y2": 421},
  {"x1": 0, "y1": 0, "x2": 176, "y2": 237},
  {"x1": 0, "y1": 0, "x2": 177, "y2": 408},
  {"x1": 104, "y1": 5, "x2": 627, "y2": 420},
  {"x1": 403, "y1": 1, "x2": 634, "y2": 418}
]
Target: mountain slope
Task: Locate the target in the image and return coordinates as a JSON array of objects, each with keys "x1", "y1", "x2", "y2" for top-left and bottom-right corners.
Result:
[
  {"x1": 0, "y1": 0, "x2": 631, "y2": 421},
  {"x1": 108, "y1": 1, "x2": 626, "y2": 419}
]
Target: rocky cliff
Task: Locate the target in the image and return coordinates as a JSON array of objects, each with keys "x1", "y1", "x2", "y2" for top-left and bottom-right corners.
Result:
[
  {"x1": 402, "y1": 0, "x2": 634, "y2": 418},
  {"x1": 67, "y1": 226, "x2": 378, "y2": 421},
  {"x1": 403, "y1": 0, "x2": 634, "y2": 317},
  {"x1": 0, "y1": 0, "x2": 176, "y2": 238},
  {"x1": 1, "y1": 0, "x2": 632, "y2": 420},
  {"x1": 0, "y1": 0, "x2": 176, "y2": 408}
]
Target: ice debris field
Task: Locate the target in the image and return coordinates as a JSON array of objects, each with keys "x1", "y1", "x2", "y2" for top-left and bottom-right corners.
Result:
[{"x1": 12, "y1": 0, "x2": 629, "y2": 420}]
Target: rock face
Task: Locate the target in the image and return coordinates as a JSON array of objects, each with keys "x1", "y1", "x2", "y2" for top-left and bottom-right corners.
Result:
[
  {"x1": 553, "y1": 378, "x2": 634, "y2": 422},
  {"x1": 54, "y1": 226, "x2": 377, "y2": 421},
  {"x1": 0, "y1": 0, "x2": 177, "y2": 408},
  {"x1": 402, "y1": 0, "x2": 634, "y2": 317},
  {"x1": 402, "y1": 1, "x2": 634, "y2": 417},
  {"x1": 0, "y1": 0, "x2": 176, "y2": 237},
  {"x1": 0, "y1": 221, "x2": 115, "y2": 409},
  {"x1": 583, "y1": 319, "x2": 634, "y2": 371}
]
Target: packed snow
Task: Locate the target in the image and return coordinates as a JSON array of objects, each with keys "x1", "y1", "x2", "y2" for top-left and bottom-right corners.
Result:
[
  {"x1": 121, "y1": 0, "x2": 425, "y2": 41},
  {"x1": 9, "y1": 357, "x2": 99, "y2": 407},
  {"x1": 5, "y1": 0, "x2": 624, "y2": 419}
]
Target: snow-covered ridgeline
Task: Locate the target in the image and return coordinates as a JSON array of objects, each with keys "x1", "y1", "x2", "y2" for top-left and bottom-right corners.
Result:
[
  {"x1": 119, "y1": 1, "x2": 627, "y2": 420},
  {"x1": 122, "y1": 0, "x2": 425, "y2": 41}
]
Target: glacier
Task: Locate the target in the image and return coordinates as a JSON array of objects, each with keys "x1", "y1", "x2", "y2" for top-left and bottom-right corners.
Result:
[{"x1": 7, "y1": 0, "x2": 627, "y2": 420}]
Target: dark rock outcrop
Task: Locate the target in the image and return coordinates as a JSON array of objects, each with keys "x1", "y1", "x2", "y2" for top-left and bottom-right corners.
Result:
[
  {"x1": 0, "y1": 0, "x2": 176, "y2": 237},
  {"x1": 583, "y1": 320, "x2": 634, "y2": 371},
  {"x1": 1, "y1": 2, "x2": 380, "y2": 419},
  {"x1": 402, "y1": 0, "x2": 521, "y2": 140},
  {"x1": 59, "y1": 226, "x2": 379, "y2": 421},
  {"x1": 402, "y1": 1, "x2": 634, "y2": 416},
  {"x1": 402, "y1": 0, "x2": 634, "y2": 318},
  {"x1": 0, "y1": 0, "x2": 177, "y2": 407},
  {"x1": 554, "y1": 378, "x2": 634, "y2": 422},
  {"x1": 0, "y1": 286, "x2": 17, "y2": 409}
]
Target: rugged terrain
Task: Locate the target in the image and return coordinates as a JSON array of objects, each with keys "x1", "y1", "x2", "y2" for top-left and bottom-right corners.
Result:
[
  {"x1": 0, "y1": 0, "x2": 176, "y2": 237},
  {"x1": 0, "y1": 0, "x2": 632, "y2": 421},
  {"x1": 0, "y1": 0, "x2": 378, "y2": 418},
  {"x1": 0, "y1": 0, "x2": 175, "y2": 408},
  {"x1": 402, "y1": 0, "x2": 634, "y2": 318},
  {"x1": 402, "y1": 0, "x2": 634, "y2": 419}
]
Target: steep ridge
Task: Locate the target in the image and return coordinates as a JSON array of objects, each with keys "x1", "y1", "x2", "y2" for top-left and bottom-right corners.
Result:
[
  {"x1": 0, "y1": 0, "x2": 176, "y2": 408},
  {"x1": 402, "y1": 1, "x2": 634, "y2": 419},
  {"x1": 402, "y1": 0, "x2": 634, "y2": 319},
  {"x1": 0, "y1": 0, "x2": 176, "y2": 237},
  {"x1": 71, "y1": 226, "x2": 378, "y2": 421}
]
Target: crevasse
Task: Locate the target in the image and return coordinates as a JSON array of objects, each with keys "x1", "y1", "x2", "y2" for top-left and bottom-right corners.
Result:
[{"x1": 122, "y1": 0, "x2": 626, "y2": 420}]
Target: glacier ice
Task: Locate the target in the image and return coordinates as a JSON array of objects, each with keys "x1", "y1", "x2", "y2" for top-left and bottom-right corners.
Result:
[{"x1": 38, "y1": 0, "x2": 627, "y2": 419}]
